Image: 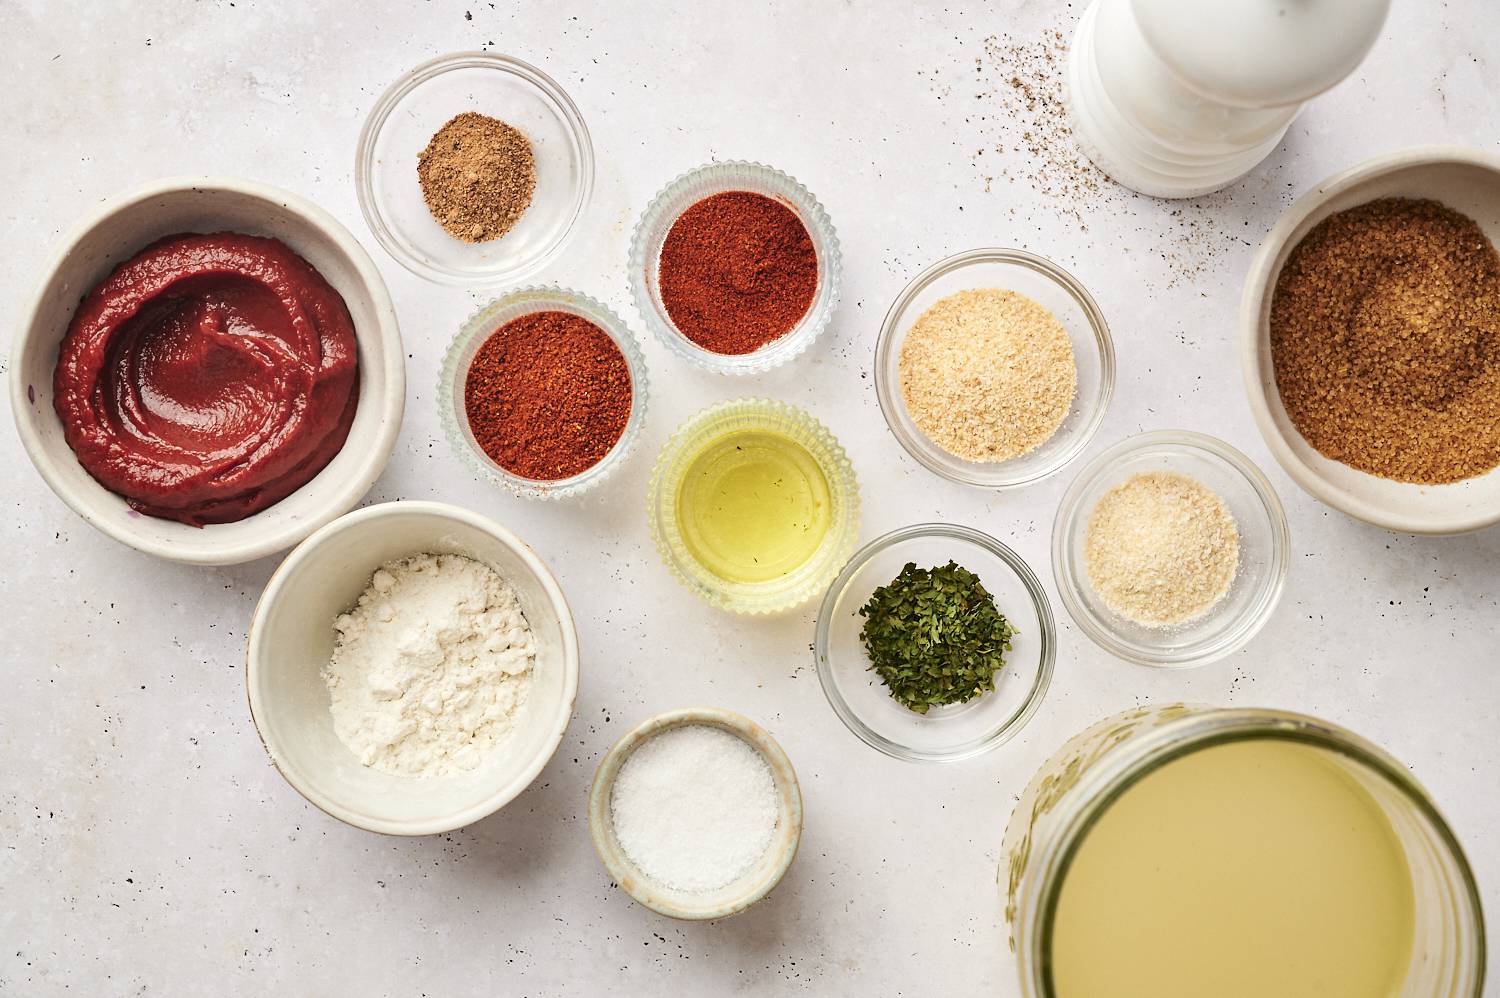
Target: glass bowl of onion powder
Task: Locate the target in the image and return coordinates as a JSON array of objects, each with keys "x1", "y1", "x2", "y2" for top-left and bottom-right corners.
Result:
[
  {"x1": 1052, "y1": 431, "x2": 1291, "y2": 668},
  {"x1": 875, "y1": 248, "x2": 1114, "y2": 489}
]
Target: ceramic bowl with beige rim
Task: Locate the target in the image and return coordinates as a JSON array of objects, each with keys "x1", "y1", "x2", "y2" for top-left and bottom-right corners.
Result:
[
  {"x1": 1241, "y1": 145, "x2": 1500, "y2": 534},
  {"x1": 246, "y1": 501, "x2": 579, "y2": 836},
  {"x1": 587, "y1": 708, "x2": 803, "y2": 920},
  {"x1": 8, "y1": 176, "x2": 406, "y2": 565}
]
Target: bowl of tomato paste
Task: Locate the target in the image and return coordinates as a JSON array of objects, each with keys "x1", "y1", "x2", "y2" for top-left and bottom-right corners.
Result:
[{"x1": 10, "y1": 177, "x2": 405, "y2": 565}]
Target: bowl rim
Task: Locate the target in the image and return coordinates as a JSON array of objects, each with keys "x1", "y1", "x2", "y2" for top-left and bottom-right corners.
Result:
[
  {"x1": 8, "y1": 174, "x2": 406, "y2": 566},
  {"x1": 626, "y1": 160, "x2": 842, "y2": 375},
  {"x1": 646, "y1": 396, "x2": 862, "y2": 615},
  {"x1": 812, "y1": 522, "x2": 1057, "y2": 762},
  {"x1": 244, "y1": 500, "x2": 581, "y2": 836},
  {"x1": 354, "y1": 50, "x2": 596, "y2": 287},
  {"x1": 1050, "y1": 429, "x2": 1291, "y2": 668},
  {"x1": 437, "y1": 284, "x2": 650, "y2": 500},
  {"x1": 1239, "y1": 143, "x2": 1500, "y2": 535},
  {"x1": 586, "y1": 706, "x2": 803, "y2": 920},
  {"x1": 874, "y1": 247, "x2": 1115, "y2": 489}
]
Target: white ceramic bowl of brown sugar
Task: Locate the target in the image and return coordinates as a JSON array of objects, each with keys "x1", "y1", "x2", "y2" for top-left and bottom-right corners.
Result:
[{"x1": 1242, "y1": 146, "x2": 1500, "y2": 535}]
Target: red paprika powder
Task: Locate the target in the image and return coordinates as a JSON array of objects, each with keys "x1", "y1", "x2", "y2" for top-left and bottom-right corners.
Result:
[
  {"x1": 657, "y1": 191, "x2": 818, "y2": 355},
  {"x1": 463, "y1": 310, "x2": 632, "y2": 481}
]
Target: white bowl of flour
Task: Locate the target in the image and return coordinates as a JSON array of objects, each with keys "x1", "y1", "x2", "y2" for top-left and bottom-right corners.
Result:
[{"x1": 247, "y1": 501, "x2": 579, "y2": 834}]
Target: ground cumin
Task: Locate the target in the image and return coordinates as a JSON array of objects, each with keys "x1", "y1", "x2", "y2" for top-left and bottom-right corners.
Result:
[
  {"x1": 1270, "y1": 197, "x2": 1500, "y2": 484},
  {"x1": 464, "y1": 311, "x2": 631, "y2": 481},
  {"x1": 418, "y1": 112, "x2": 536, "y2": 243}
]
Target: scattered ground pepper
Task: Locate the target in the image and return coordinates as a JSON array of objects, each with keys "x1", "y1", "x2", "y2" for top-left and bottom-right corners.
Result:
[
  {"x1": 418, "y1": 111, "x2": 536, "y2": 243},
  {"x1": 1270, "y1": 197, "x2": 1500, "y2": 484},
  {"x1": 464, "y1": 311, "x2": 631, "y2": 481},
  {"x1": 657, "y1": 191, "x2": 818, "y2": 355},
  {"x1": 898, "y1": 288, "x2": 1077, "y2": 462}
]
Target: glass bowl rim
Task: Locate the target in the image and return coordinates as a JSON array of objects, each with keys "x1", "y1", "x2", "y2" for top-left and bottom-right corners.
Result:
[
  {"x1": 354, "y1": 50, "x2": 596, "y2": 287},
  {"x1": 813, "y1": 521, "x2": 1057, "y2": 762},
  {"x1": 873, "y1": 247, "x2": 1115, "y2": 489},
  {"x1": 626, "y1": 160, "x2": 842, "y2": 375},
  {"x1": 1050, "y1": 429, "x2": 1291, "y2": 668},
  {"x1": 647, "y1": 396, "x2": 861, "y2": 615},
  {"x1": 438, "y1": 284, "x2": 649, "y2": 501}
]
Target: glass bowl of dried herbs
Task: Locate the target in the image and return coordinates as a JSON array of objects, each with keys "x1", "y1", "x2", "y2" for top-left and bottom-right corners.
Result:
[{"x1": 813, "y1": 523, "x2": 1055, "y2": 762}]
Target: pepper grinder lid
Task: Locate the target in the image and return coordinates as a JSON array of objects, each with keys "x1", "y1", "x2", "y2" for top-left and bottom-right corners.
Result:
[{"x1": 1131, "y1": 0, "x2": 1391, "y2": 108}]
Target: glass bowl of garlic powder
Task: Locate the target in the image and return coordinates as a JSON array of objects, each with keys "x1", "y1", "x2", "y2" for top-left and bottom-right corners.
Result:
[{"x1": 875, "y1": 248, "x2": 1115, "y2": 489}]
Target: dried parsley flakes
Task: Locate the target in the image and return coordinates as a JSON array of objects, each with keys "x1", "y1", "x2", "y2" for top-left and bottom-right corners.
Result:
[{"x1": 857, "y1": 560, "x2": 1016, "y2": 714}]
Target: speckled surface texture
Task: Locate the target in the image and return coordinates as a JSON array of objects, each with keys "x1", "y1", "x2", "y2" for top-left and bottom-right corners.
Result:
[{"x1": 3, "y1": 1, "x2": 1498, "y2": 994}]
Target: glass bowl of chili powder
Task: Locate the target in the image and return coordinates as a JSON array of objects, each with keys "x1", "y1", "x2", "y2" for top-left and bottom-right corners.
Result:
[
  {"x1": 629, "y1": 161, "x2": 841, "y2": 374},
  {"x1": 439, "y1": 286, "x2": 648, "y2": 500}
]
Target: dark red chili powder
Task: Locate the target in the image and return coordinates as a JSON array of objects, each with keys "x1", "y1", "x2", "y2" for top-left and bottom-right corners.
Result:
[
  {"x1": 657, "y1": 190, "x2": 818, "y2": 355},
  {"x1": 463, "y1": 310, "x2": 632, "y2": 481}
]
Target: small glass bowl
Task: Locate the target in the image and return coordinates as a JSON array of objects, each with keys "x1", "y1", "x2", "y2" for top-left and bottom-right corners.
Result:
[
  {"x1": 813, "y1": 524, "x2": 1055, "y2": 763},
  {"x1": 355, "y1": 52, "x2": 594, "y2": 286},
  {"x1": 1052, "y1": 430, "x2": 1290, "y2": 668},
  {"x1": 439, "y1": 286, "x2": 648, "y2": 500},
  {"x1": 627, "y1": 162, "x2": 841, "y2": 375},
  {"x1": 648, "y1": 398, "x2": 860, "y2": 614},
  {"x1": 874, "y1": 248, "x2": 1114, "y2": 488}
]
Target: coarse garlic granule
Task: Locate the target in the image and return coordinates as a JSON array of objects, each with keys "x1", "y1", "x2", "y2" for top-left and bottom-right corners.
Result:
[
  {"x1": 898, "y1": 288, "x2": 1077, "y2": 462},
  {"x1": 1084, "y1": 471, "x2": 1239, "y2": 629}
]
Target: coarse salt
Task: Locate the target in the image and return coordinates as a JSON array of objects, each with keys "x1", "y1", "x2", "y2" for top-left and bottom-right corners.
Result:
[{"x1": 609, "y1": 724, "x2": 779, "y2": 894}]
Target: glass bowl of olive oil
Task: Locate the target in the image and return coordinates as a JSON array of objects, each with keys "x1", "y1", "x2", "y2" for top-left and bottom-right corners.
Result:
[{"x1": 649, "y1": 398, "x2": 860, "y2": 615}]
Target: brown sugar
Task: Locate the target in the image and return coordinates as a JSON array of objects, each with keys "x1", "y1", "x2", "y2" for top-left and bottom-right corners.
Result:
[
  {"x1": 417, "y1": 112, "x2": 536, "y2": 243},
  {"x1": 1269, "y1": 197, "x2": 1500, "y2": 484}
]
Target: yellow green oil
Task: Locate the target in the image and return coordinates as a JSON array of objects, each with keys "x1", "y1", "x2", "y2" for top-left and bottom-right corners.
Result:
[
  {"x1": 1049, "y1": 737, "x2": 1416, "y2": 998},
  {"x1": 675, "y1": 429, "x2": 831, "y2": 584}
]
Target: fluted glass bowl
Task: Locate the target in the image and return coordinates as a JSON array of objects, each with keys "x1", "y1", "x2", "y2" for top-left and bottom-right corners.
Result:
[
  {"x1": 1052, "y1": 430, "x2": 1290, "y2": 668},
  {"x1": 875, "y1": 248, "x2": 1113, "y2": 489},
  {"x1": 648, "y1": 398, "x2": 860, "y2": 614},
  {"x1": 814, "y1": 524, "x2": 1055, "y2": 762},
  {"x1": 628, "y1": 162, "x2": 841, "y2": 374},
  {"x1": 439, "y1": 286, "x2": 648, "y2": 500}
]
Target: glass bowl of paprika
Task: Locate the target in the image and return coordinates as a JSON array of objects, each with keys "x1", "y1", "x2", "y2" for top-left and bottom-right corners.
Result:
[
  {"x1": 439, "y1": 285, "x2": 649, "y2": 500},
  {"x1": 628, "y1": 161, "x2": 842, "y2": 375}
]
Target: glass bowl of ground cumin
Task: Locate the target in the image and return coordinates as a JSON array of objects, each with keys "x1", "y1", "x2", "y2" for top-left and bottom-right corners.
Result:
[
  {"x1": 875, "y1": 249, "x2": 1114, "y2": 489},
  {"x1": 628, "y1": 161, "x2": 841, "y2": 374},
  {"x1": 1052, "y1": 431, "x2": 1290, "y2": 669},
  {"x1": 1242, "y1": 147, "x2": 1500, "y2": 534},
  {"x1": 356, "y1": 52, "x2": 594, "y2": 287},
  {"x1": 439, "y1": 286, "x2": 648, "y2": 500}
]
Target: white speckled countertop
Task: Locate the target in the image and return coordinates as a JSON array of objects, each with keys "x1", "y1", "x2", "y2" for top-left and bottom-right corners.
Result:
[{"x1": 3, "y1": 1, "x2": 1498, "y2": 994}]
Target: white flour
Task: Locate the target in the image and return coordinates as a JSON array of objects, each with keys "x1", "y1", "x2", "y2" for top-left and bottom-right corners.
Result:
[{"x1": 323, "y1": 553, "x2": 534, "y2": 778}]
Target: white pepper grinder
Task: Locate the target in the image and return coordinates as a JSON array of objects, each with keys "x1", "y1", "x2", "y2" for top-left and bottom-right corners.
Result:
[{"x1": 1065, "y1": 0, "x2": 1391, "y2": 198}]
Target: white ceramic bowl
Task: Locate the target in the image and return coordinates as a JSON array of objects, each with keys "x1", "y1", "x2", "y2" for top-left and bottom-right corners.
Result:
[
  {"x1": 246, "y1": 501, "x2": 579, "y2": 836},
  {"x1": 9, "y1": 177, "x2": 405, "y2": 565},
  {"x1": 587, "y1": 707, "x2": 802, "y2": 920},
  {"x1": 1242, "y1": 145, "x2": 1500, "y2": 534}
]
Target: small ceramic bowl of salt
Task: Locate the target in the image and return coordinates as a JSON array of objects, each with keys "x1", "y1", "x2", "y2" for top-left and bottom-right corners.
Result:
[{"x1": 588, "y1": 707, "x2": 803, "y2": 920}]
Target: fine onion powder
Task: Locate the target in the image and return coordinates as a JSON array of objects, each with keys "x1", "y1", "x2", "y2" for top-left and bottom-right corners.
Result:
[
  {"x1": 609, "y1": 724, "x2": 779, "y2": 893},
  {"x1": 1084, "y1": 471, "x2": 1240, "y2": 628}
]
